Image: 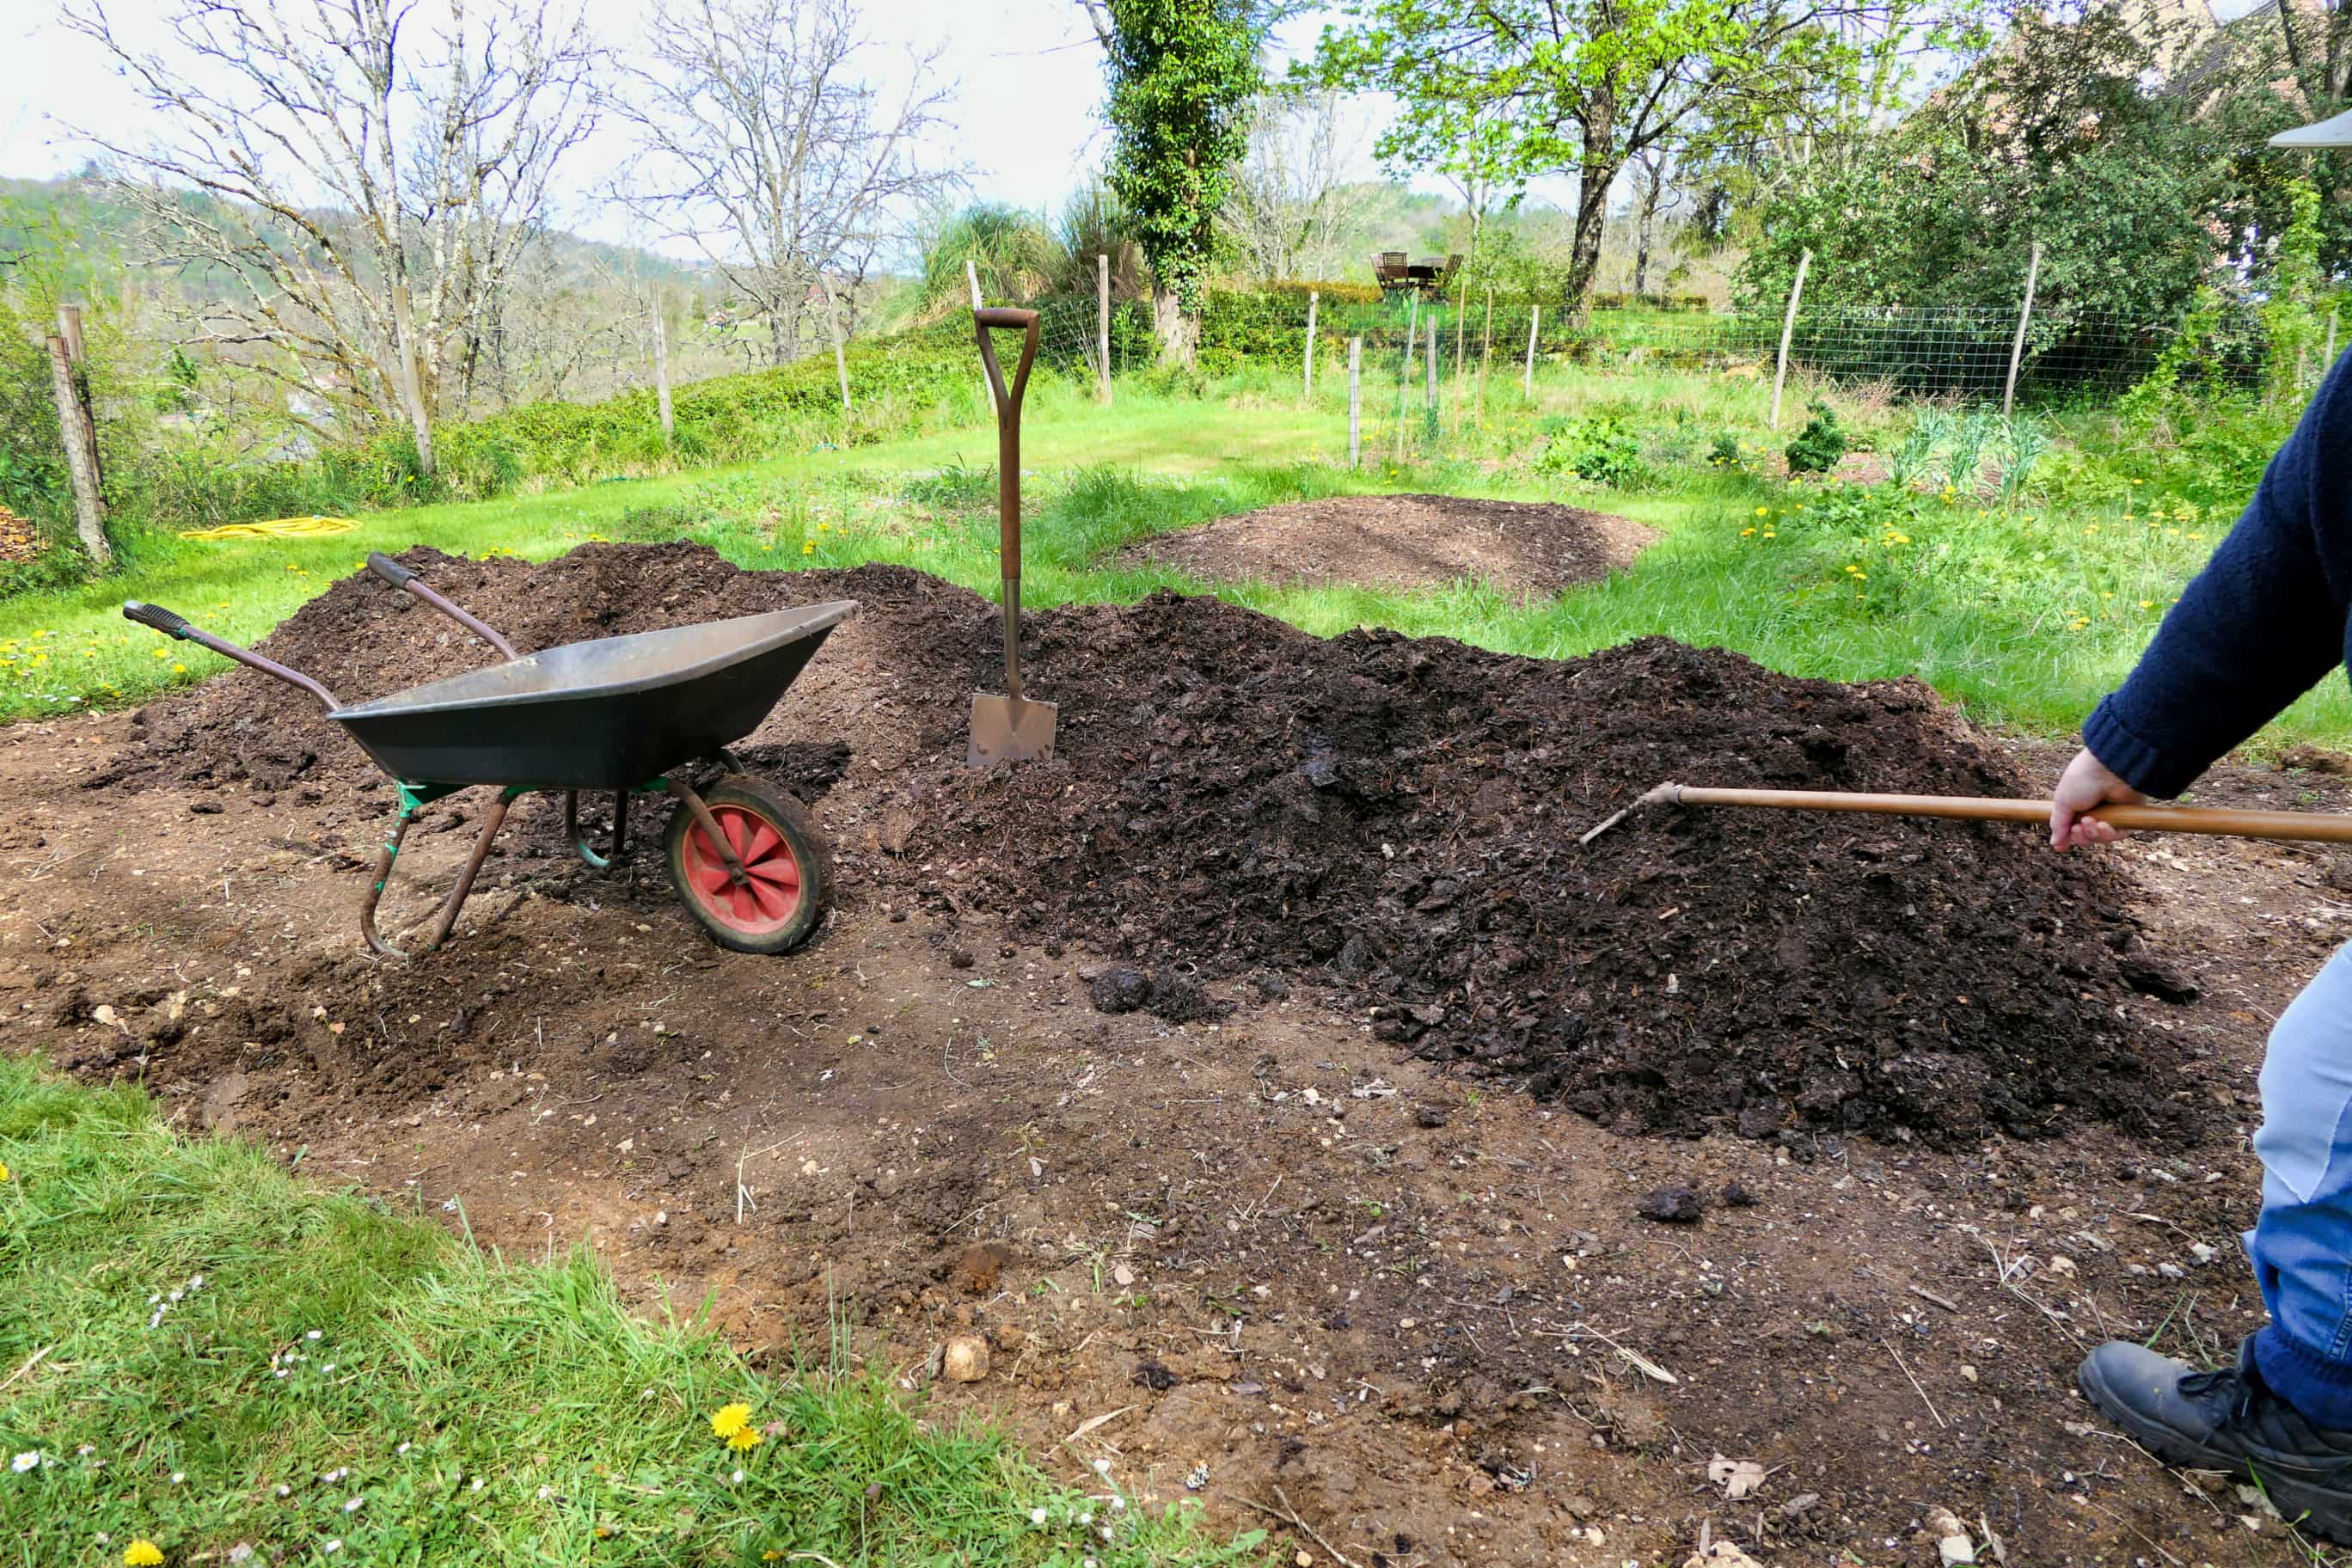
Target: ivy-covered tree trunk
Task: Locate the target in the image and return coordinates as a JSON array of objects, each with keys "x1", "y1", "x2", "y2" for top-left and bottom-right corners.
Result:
[
  {"x1": 1151, "y1": 286, "x2": 1197, "y2": 367},
  {"x1": 1088, "y1": 0, "x2": 1263, "y2": 371}
]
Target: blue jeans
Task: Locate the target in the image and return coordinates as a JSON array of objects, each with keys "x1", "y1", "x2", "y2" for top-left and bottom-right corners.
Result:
[{"x1": 2252, "y1": 940, "x2": 2352, "y2": 1424}]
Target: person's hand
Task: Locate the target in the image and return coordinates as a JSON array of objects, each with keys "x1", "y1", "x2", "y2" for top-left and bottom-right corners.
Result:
[{"x1": 2049, "y1": 746, "x2": 2145, "y2": 850}]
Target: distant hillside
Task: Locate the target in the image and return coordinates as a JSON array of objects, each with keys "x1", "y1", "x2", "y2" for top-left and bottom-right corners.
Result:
[{"x1": 0, "y1": 174, "x2": 715, "y2": 303}]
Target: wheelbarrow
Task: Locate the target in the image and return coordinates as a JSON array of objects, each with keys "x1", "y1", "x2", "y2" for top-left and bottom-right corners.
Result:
[{"x1": 124, "y1": 554, "x2": 856, "y2": 959}]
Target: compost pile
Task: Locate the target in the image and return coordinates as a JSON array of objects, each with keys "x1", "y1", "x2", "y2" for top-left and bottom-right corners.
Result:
[{"x1": 119, "y1": 542, "x2": 2190, "y2": 1144}]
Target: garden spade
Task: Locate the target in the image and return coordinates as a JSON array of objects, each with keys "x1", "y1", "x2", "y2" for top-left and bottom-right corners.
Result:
[{"x1": 967, "y1": 305, "x2": 1057, "y2": 768}]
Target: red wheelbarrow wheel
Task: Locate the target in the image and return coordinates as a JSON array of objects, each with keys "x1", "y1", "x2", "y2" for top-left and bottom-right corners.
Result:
[{"x1": 664, "y1": 777, "x2": 831, "y2": 954}]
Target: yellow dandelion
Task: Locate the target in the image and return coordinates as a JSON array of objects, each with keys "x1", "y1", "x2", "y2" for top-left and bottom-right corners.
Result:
[
  {"x1": 1754, "y1": 506, "x2": 1768, "y2": 517},
  {"x1": 710, "y1": 1403, "x2": 753, "y2": 1441},
  {"x1": 800, "y1": 542, "x2": 815, "y2": 554},
  {"x1": 0, "y1": 1160, "x2": 10, "y2": 1180},
  {"x1": 151, "y1": 648, "x2": 168, "y2": 659},
  {"x1": 172, "y1": 663, "x2": 188, "y2": 674},
  {"x1": 2139, "y1": 599, "x2": 2155, "y2": 609},
  {"x1": 728, "y1": 1426, "x2": 764, "y2": 1451},
  {"x1": 125, "y1": 1543, "x2": 164, "y2": 1567}
]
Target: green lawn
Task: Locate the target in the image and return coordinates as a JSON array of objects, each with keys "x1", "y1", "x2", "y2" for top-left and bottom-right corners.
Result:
[{"x1": 0, "y1": 1057, "x2": 1264, "y2": 1567}]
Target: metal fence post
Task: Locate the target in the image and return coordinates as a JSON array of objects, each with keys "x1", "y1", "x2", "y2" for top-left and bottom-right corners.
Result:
[
  {"x1": 1477, "y1": 287, "x2": 1493, "y2": 425},
  {"x1": 1425, "y1": 313, "x2": 1438, "y2": 417},
  {"x1": 1347, "y1": 336, "x2": 1363, "y2": 469},
  {"x1": 1097, "y1": 253, "x2": 1112, "y2": 403},
  {"x1": 2001, "y1": 241, "x2": 2043, "y2": 418},
  {"x1": 1524, "y1": 305, "x2": 1539, "y2": 398},
  {"x1": 1303, "y1": 289, "x2": 1318, "y2": 399},
  {"x1": 651, "y1": 285, "x2": 675, "y2": 441},
  {"x1": 1769, "y1": 248, "x2": 1812, "y2": 430}
]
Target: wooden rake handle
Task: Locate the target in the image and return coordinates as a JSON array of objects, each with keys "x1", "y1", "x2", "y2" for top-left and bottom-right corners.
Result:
[{"x1": 1652, "y1": 785, "x2": 2352, "y2": 844}]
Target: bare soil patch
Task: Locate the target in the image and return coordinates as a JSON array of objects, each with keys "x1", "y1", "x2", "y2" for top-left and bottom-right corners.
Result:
[
  {"x1": 1, "y1": 542, "x2": 2331, "y2": 1564},
  {"x1": 1126, "y1": 493, "x2": 1655, "y2": 597}
]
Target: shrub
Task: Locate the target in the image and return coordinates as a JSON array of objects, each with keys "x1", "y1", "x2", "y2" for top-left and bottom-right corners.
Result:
[
  {"x1": 1784, "y1": 401, "x2": 1848, "y2": 475},
  {"x1": 1538, "y1": 414, "x2": 1650, "y2": 487},
  {"x1": 1263, "y1": 279, "x2": 1383, "y2": 305}
]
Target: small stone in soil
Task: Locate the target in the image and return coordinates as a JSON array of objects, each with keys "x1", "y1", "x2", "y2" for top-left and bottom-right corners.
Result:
[
  {"x1": 1133, "y1": 1358, "x2": 1179, "y2": 1391},
  {"x1": 1636, "y1": 1183, "x2": 1706, "y2": 1223},
  {"x1": 1414, "y1": 1105, "x2": 1449, "y2": 1129},
  {"x1": 1721, "y1": 1179, "x2": 1758, "y2": 1208},
  {"x1": 946, "y1": 948, "x2": 976, "y2": 970}
]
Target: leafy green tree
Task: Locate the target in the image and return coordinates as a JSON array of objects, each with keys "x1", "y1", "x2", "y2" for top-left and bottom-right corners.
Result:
[
  {"x1": 1085, "y1": 0, "x2": 1267, "y2": 365},
  {"x1": 1314, "y1": 0, "x2": 1925, "y2": 321},
  {"x1": 1737, "y1": 4, "x2": 2240, "y2": 337}
]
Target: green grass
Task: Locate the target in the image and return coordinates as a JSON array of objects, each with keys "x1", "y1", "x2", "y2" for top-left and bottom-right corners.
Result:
[
  {"x1": 6, "y1": 358, "x2": 2346, "y2": 751},
  {"x1": 0, "y1": 1056, "x2": 1265, "y2": 1566}
]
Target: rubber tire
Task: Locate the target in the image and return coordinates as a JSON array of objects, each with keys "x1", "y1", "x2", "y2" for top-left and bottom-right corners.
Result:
[{"x1": 664, "y1": 775, "x2": 831, "y2": 955}]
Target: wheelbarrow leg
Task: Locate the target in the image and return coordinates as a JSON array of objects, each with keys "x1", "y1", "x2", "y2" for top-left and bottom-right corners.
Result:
[
  {"x1": 361, "y1": 787, "x2": 520, "y2": 959},
  {"x1": 565, "y1": 788, "x2": 629, "y2": 871},
  {"x1": 360, "y1": 807, "x2": 420, "y2": 959}
]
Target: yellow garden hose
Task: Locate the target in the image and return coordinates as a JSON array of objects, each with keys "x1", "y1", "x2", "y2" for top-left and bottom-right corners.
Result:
[{"x1": 177, "y1": 515, "x2": 358, "y2": 542}]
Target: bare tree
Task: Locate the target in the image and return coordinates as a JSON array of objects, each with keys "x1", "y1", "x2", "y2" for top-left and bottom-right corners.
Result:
[
  {"x1": 611, "y1": 0, "x2": 959, "y2": 369},
  {"x1": 1220, "y1": 89, "x2": 1371, "y2": 281},
  {"x1": 1626, "y1": 148, "x2": 1684, "y2": 296},
  {"x1": 64, "y1": 0, "x2": 601, "y2": 475}
]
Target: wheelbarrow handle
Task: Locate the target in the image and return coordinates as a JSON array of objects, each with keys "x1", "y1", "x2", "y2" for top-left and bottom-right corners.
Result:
[
  {"x1": 365, "y1": 552, "x2": 519, "y2": 661},
  {"x1": 973, "y1": 306, "x2": 1040, "y2": 569},
  {"x1": 121, "y1": 600, "x2": 341, "y2": 714}
]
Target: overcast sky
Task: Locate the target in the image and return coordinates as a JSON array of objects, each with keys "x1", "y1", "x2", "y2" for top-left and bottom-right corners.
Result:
[{"x1": 0, "y1": 0, "x2": 1457, "y2": 246}]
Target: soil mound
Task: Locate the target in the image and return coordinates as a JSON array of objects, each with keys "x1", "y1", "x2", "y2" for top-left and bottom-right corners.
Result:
[
  {"x1": 120, "y1": 542, "x2": 2189, "y2": 1145},
  {"x1": 1126, "y1": 493, "x2": 1653, "y2": 596}
]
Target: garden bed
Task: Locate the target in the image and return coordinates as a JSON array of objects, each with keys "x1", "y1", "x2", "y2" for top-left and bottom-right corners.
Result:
[{"x1": 1123, "y1": 493, "x2": 1655, "y2": 597}]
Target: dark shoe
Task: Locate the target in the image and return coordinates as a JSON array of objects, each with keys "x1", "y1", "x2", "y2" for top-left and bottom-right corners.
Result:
[{"x1": 2079, "y1": 1335, "x2": 2352, "y2": 1543}]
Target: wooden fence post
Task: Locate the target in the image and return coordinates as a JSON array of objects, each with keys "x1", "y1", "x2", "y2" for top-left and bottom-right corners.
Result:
[
  {"x1": 2329, "y1": 306, "x2": 2340, "y2": 371},
  {"x1": 1347, "y1": 336, "x2": 1363, "y2": 469},
  {"x1": 2001, "y1": 241, "x2": 2043, "y2": 418},
  {"x1": 814, "y1": 272, "x2": 852, "y2": 414},
  {"x1": 46, "y1": 335, "x2": 108, "y2": 563},
  {"x1": 1098, "y1": 253, "x2": 1112, "y2": 404},
  {"x1": 1303, "y1": 289, "x2": 1318, "y2": 399},
  {"x1": 651, "y1": 285, "x2": 675, "y2": 441},
  {"x1": 1769, "y1": 248, "x2": 1811, "y2": 430},
  {"x1": 1524, "y1": 305, "x2": 1539, "y2": 398},
  {"x1": 1453, "y1": 281, "x2": 1467, "y2": 388}
]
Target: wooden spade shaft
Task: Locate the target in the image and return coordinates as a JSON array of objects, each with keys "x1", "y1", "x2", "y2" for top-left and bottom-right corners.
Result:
[
  {"x1": 1582, "y1": 782, "x2": 2352, "y2": 845},
  {"x1": 1635, "y1": 783, "x2": 2352, "y2": 844}
]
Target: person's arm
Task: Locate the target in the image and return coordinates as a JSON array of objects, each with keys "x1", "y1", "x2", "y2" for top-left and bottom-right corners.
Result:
[{"x1": 2056, "y1": 359, "x2": 2352, "y2": 848}]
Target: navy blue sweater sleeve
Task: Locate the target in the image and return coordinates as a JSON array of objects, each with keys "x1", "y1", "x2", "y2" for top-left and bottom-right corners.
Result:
[{"x1": 2082, "y1": 361, "x2": 2352, "y2": 798}]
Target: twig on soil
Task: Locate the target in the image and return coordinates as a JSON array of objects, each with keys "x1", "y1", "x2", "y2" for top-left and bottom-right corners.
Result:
[
  {"x1": 1908, "y1": 1283, "x2": 1959, "y2": 1313},
  {"x1": 1063, "y1": 1406, "x2": 1132, "y2": 1442},
  {"x1": 1877, "y1": 1332, "x2": 1945, "y2": 1429},
  {"x1": 1983, "y1": 1237, "x2": 2086, "y2": 1349},
  {"x1": 1235, "y1": 1487, "x2": 1363, "y2": 1568},
  {"x1": 1544, "y1": 1322, "x2": 1678, "y2": 1385}
]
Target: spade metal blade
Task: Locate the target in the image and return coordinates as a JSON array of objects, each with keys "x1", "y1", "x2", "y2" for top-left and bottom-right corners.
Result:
[{"x1": 966, "y1": 691, "x2": 1057, "y2": 769}]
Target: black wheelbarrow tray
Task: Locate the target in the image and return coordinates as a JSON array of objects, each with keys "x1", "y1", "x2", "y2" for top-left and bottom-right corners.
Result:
[{"x1": 125, "y1": 553, "x2": 855, "y2": 959}]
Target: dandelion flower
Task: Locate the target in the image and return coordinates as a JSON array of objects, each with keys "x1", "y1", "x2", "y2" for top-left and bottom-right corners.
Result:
[
  {"x1": 124, "y1": 1542, "x2": 163, "y2": 1566},
  {"x1": 171, "y1": 665, "x2": 187, "y2": 675},
  {"x1": 1753, "y1": 506, "x2": 1768, "y2": 517},
  {"x1": 0, "y1": 1161, "x2": 9, "y2": 1181},
  {"x1": 710, "y1": 1404, "x2": 754, "y2": 1441},
  {"x1": 726, "y1": 1427, "x2": 763, "y2": 1452}
]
